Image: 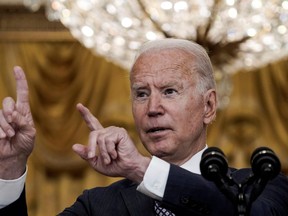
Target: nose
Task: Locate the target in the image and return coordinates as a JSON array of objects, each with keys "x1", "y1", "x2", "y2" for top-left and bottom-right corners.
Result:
[{"x1": 147, "y1": 93, "x2": 164, "y2": 117}]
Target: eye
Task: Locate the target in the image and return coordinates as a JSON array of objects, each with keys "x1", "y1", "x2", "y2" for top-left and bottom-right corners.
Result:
[
  {"x1": 137, "y1": 92, "x2": 147, "y2": 97},
  {"x1": 164, "y1": 88, "x2": 177, "y2": 95},
  {"x1": 135, "y1": 90, "x2": 149, "y2": 99}
]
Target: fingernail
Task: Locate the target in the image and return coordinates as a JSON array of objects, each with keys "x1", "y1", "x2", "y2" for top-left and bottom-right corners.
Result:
[
  {"x1": 88, "y1": 151, "x2": 94, "y2": 159},
  {"x1": 7, "y1": 129, "x2": 15, "y2": 137},
  {"x1": 104, "y1": 157, "x2": 110, "y2": 164},
  {"x1": 0, "y1": 131, "x2": 5, "y2": 138},
  {"x1": 7, "y1": 115, "x2": 12, "y2": 123}
]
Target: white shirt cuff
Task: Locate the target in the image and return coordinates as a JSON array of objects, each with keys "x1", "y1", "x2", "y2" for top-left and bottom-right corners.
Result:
[
  {"x1": 137, "y1": 156, "x2": 170, "y2": 200},
  {"x1": 0, "y1": 168, "x2": 27, "y2": 209}
]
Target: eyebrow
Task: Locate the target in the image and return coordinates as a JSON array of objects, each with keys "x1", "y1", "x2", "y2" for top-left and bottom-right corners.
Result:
[
  {"x1": 131, "y1": 81, "x2": 183, "y2": 91},
  {"x1": 131, "y1": 83, "x2": 147, "y2": 91}
]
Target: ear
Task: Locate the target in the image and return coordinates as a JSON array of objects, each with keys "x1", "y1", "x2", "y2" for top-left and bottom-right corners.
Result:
[{"x1": 203, "y1": 89, "x2": 217, "y2": 124}]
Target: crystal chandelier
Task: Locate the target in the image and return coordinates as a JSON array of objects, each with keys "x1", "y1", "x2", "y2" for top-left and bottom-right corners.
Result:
[{"x1": 24, "y1": 0, "x2": 288, "y2": 108}]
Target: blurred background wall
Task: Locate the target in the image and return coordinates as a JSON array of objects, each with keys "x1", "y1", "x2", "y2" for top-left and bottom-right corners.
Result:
[{"x1": 0, "y1": 3, "x2": 287, "y2": 216}]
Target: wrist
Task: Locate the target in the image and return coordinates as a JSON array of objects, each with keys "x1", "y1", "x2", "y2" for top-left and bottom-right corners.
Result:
[
  {"x1": 126, "y1": 156, "x2": 151, "y2": 183},
  {"x1": 0, "y1": 157, "x2": 27, "y2": 180}
]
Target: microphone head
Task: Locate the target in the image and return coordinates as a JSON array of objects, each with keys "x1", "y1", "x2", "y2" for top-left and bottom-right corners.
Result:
[
  {"x1": 200, "y1": 147, "x2": 228, "y2": 181},
  {"x1": 250, "y1": 147, "x2": 281, "y2": 180}
]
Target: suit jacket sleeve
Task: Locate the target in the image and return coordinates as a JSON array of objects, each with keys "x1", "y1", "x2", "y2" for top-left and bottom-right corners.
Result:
[
  {"x1": 161, "y1": 164, "x2": 235, "y2": 216},
  {"x1": 161, "y1": 165, "x2": 288, "y2": 216},
  {"x1": 0, "y1": 187, "x2": 28, "y2": 216},
  {"x1": 249, "y1": 173, "x2": 288, "y2": 216}
]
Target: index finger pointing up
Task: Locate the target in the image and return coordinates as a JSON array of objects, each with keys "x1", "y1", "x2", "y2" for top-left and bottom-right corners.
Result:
[
  {"x1": 14, "y1": 66, "x2": 30, "y2": 113},
  {"x1": 76, "y1": 103, "x2": 103, "y2": 131}
]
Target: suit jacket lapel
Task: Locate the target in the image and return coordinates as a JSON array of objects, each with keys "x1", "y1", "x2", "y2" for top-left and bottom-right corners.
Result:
[{"x1": 121, "y1": 185, "x2": 155, "y2": 216}]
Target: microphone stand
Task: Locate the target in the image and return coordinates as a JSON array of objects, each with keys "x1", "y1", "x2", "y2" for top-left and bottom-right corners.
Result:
[
  {"x1": 233, "y1": 174, "x2": 256, "y2": 216},
  {"x1": 217, "y1": 173, "x2": 250, "y2": 216},
  {"x1": 236, "y1": 182, "x2": 247, "y2": 216},
  {"x1": 205, "y1": 166, "x2": 249, "y2": 216}
]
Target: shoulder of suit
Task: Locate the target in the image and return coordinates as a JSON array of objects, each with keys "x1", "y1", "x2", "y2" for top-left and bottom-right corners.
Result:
[{"x1": 84, "y1": 178, "x2": 137, "y2": 194}]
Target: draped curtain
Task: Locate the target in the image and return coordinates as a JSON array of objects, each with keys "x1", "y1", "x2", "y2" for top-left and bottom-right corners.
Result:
[
  {"x1": 208, "y1": 58, "x2": 288, "y2": 171},
  {"x1": 0, "y1": 41, "x2": 147, "y2": 215},
  {"x1": 0, "y1": 41, "x2": 287, "y2": 216}
]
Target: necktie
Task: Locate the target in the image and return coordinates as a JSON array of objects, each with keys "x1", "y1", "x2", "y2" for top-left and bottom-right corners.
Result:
[{"x1": 154, "y1": 201, "x2": 175, "y2": 216}]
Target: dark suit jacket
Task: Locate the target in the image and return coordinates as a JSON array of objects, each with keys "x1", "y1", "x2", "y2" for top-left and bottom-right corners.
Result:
[{"x1": 1, "y1": 166, "x2": 288, "y2": 216}]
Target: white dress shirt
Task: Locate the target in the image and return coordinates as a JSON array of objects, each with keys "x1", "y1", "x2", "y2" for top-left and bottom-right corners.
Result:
[
  {"x1": 137, "y1": 146, "x2": 207, "y2": 200},
  {"x1": 0, "y1": 168, "x2": 27, "y2": 209}
]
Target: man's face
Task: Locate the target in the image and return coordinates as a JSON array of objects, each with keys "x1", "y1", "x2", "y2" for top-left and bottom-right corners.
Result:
[{"x1": 130, "y1": 49, "x2": 214, "y2": 164}]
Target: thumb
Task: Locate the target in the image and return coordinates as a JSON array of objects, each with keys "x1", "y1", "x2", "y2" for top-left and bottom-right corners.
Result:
[{"x1": 72, "y1": 144, "x2": 89, "y2": 160}]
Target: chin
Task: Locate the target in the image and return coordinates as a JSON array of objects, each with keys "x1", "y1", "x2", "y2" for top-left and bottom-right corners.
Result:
[
  {"x1": 145, "y1": 140, "x2": 173, "y2": 154},
  {"x1": 153, "y1": 151, "x2": 167, "y2": 157},
  {"x1": 151, "y1": 148, "x2": 172, "y2": 159}
]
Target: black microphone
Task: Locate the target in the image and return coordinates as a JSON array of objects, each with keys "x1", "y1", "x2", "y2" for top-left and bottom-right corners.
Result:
[
  {"x1": 200, "y1": 147, "x2": 235, "y2": 202},
  {"x1": 248, "y1": 147, "x2": 281, "y2": 206},
  {"x1": 250, "y1": 146, "x2": 281, "y2": 180},
  {"x1": 200, "y1": 147, "x2": 229, "y2": 181}
]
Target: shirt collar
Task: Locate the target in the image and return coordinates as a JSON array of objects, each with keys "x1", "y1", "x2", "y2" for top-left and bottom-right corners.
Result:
[{"x1": 180, "y1": 145, "x2": 208, "y2": 174}]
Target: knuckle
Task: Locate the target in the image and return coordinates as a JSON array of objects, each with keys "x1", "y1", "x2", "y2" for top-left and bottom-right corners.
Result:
[{"x1": 118, "y1": 127, "x2": 127, "y2": 134}]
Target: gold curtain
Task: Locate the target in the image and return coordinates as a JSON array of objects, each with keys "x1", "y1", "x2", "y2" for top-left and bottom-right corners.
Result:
[
  {"x1": 208, "y1": 58, "x2": 288, "y2": 172},
  {"x1": 0, "y1": 41, "x2": 147, "y2": 215},
  {"x1": 0, "y1": 40, "x2": 287, "y2": 215}
]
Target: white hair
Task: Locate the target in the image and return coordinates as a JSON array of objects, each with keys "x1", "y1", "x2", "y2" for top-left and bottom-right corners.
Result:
[{"x1": 132, "y1": 38, "x2": 216, "y2": 93}]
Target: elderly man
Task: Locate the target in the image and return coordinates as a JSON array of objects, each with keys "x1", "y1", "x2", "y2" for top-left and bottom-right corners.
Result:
[{"x1": 1, "y1": 39, "x2": 288, "y2": 216}]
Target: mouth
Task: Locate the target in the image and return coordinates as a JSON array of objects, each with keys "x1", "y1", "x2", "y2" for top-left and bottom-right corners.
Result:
[{"x1": 146, "y1": 127, "x2": 169, "y2": 133}]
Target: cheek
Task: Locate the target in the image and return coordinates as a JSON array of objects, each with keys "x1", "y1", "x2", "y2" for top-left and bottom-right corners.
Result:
[
  {"x1": 177, "y1": 101, "x2": 204, "y2": 131},
  {"x1": 175, "y1": 102, "x2": 195, "y2": 122},
  {"x1": 132, "y1": 104, "x2": 145, "y2": 127}
]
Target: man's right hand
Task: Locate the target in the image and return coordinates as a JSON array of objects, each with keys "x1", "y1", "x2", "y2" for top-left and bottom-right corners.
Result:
[
  {"x1": 0, "y1": 66, "x2": 36, "y2": 180},
  {"x1": 73, "y1": 103, "x2": 151, "y2": 183}
]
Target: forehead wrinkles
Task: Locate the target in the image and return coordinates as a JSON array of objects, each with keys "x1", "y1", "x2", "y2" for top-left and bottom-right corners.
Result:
[
  {"x1": 131, "y1": 50, "x2": 195, "y2": 84},
  {"x1": 131, "y1": 64, "x2": 190, "y2": 91}
]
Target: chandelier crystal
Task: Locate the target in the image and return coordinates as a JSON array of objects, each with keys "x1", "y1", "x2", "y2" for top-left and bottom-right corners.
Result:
[{"x1": 24, "y1": 0, "x2": 288, "y2": 108}]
